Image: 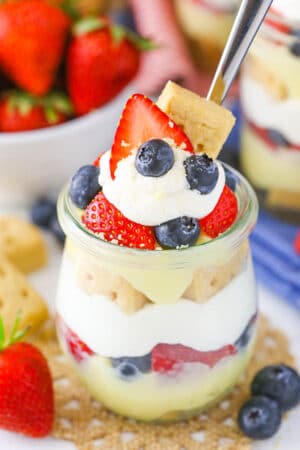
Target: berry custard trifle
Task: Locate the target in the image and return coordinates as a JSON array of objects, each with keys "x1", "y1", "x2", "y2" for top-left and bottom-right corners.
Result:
[
  {"x1": 56, "y1": 81, "x2": 258, "y2": 422},
  {"x1": 240, "y1": 0, "x2": 300, "y2": 216},
  {"x1": 175, "y1": 0, "x2": 240, "y2": 72}
]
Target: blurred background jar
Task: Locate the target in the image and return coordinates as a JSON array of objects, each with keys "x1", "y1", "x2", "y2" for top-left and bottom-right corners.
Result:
[
  {"x1": 174, "y1": 0, "x2": 241, "y2": 73},
  {"x1": 240, "y1": 0, "x2": 300, "y2": 221}
]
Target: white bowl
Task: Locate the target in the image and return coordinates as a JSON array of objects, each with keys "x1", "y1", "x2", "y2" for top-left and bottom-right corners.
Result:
[{"x1": 0, "y1": 84, "x2": 136, "y2": 207}]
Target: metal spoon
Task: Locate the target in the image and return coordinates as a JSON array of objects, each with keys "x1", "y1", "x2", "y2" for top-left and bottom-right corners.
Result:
[{"x1": 207, "y1": 0, "x2": 273, "y2": 104}]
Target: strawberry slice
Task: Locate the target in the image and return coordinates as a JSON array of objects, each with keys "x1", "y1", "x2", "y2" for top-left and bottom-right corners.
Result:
[
  {"x1": 93, "y1": 152, "x2": 104, "y2": 167},
  {"x1": 83, "y1": 192, "x2": 156, "y2": 250},
  {"x1": 57, "y1": 316, "x2": 94, "y2": 363},
  {"x1": 199, "y1": 185, "x2": 238, "y2": 238},
  {"x1": 110, "y1": 94, "x2": 194, "y2": 178},
  {"x1": 152, "y1": 343, "x2": 236, "y2": 373}
]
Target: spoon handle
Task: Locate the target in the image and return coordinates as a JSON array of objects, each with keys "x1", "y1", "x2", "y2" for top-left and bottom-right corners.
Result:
[{"x1": 207, "y1": 0, "x2": 273, "y2": 104}]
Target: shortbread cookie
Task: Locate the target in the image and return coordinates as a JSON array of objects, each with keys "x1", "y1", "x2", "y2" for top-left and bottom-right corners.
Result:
[
  {"x1": 184, "y1": 241, "x2": 249, "y2": 303},
  {"x1": 157, "y1": 81, "x2": 235, "y2": 158},
  {"x1": 266, "y1": 189, "x2": 300, "y2": 211},
  {"x1": 245, "y1": 56, "x2": 288, "y2": 101},
  {"x1": 0, "y1": 216, "x2": 47, "y2": 273},
  {"x1": 0, "y1": 257, "x2": 48, "y2": 336},
  {"x1": 76, "y1": 259, "x2": 149, "y2": 314}
]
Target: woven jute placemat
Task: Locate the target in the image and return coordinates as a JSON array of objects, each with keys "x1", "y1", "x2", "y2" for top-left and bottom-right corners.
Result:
[{"x1": 32, "y1": 316, "x2": 295, "y2": 450}]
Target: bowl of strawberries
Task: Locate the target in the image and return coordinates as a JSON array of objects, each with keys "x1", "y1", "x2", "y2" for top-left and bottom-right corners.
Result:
[{"x1": 0, "y1": 0, "x2": 151, "y2": 205}]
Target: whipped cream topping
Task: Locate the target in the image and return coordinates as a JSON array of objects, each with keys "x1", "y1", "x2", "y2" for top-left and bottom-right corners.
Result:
[
  {"x1": 241, "y1": 76, "x2": 300, "y2": 145},
  {"x1": 56, "y1": 255, "x2": 257, "y2": 358},
  {"x1": 99, "y1": 142, "x2": 225, "y2": 226},
  {"x1": 272, "y1": 0, "x2": 300, "y2": 23}
]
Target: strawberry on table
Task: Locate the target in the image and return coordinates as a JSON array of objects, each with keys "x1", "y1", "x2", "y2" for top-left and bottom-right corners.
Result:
[
  {"x1": 67, "y1": 16, "x2": 154, "y2": 116},
  {"x1": 0, "y1": 0, "x2": 71, "y2": 96},
  {"x1": 0, "y1": 315, "x2": 54, "y2": 437},
  {"x1": 83, "y1": 192, "x2": 156, "y2": 250},
  {"x1": 200, "y1": 185, "x2": 238, "y2": 238},
  {"x1": 110, "y1": 93, "x2": 194, "y2": 178},
  {"x1": 0, "y1": 91, "x2": 73, "y2": 132}
]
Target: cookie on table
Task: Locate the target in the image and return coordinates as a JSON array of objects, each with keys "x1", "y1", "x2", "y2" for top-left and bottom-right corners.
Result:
[
  {"x1": 0, "y1": 256, "x2": 48, "y2": 336},
  {"x1": 0, "y1": 216, "x2": 47, "y2": 273}
]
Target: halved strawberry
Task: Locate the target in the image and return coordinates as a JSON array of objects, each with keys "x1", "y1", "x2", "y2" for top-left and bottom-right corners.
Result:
[
  {"x1": 83, "y1": 192, "x2": 156, "y2": 250},
  {"x1": 110, "y1": 94, "x2": 194, "y2": 178},
  {"x1": 93, "y1": 152, "x2": 104, "y2": 167},
  {"x1": 152, "y1": 343, "x2": 236, "y2": 373},
  {"x1": 199, "y1": 185, "x2": 238, "y2": 238},
  {"x1": 57, "y1": 316, "x2": 94, "y2": 363}
]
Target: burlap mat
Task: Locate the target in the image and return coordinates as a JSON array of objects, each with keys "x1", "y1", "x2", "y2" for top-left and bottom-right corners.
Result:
[{"x1": 32, "y1": 316, "x2": 295, "y2": 450}]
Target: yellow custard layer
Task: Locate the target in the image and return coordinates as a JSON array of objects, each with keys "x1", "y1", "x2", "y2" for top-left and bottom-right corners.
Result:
[{"x1": 241, "y1": 125, "x2": 300, "y2": 193}]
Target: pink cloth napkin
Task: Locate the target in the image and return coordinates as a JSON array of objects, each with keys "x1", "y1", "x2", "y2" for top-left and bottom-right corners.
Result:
[{"x1": 130, "y1": 0, "x2": 208, "y2": 95}]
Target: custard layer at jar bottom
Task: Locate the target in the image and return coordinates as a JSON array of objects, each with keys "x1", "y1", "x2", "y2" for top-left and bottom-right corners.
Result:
[
  {"x1": 70, "y1": 342, "x2": 254, "y2": 422},
  {"x1": 241, "y1": 126, "x2": 300, "y2": 193}
]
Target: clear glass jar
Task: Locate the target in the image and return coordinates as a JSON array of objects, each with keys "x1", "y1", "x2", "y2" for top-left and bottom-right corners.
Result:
[
  {"x1": 240, "y1": 9, "x2": 300, "y2": 221},
  {"x1": 175, "y1": 0, "x2": 240, "y2": 72},
  {"x1": 56, "y1": 165, "x2": 258, "y2": 422}
]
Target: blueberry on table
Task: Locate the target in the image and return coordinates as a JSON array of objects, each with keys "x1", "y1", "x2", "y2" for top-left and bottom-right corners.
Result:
[
  {"x1": 251, "y1": 364, "x2": 300, "y2": 411},
  {"x1": 238, "y1": 396, "x2": 281, "y2": 440},
  {"x1": 184, "y1": 154, "x2": 219, "y2": 194},
  {"x1": 135, "y1": 139, "x2": 174, "y2": 177},
  {"x1": 155, "y1": 217, "x2": 200, "y2": 249},
  {"x1": 69, "y1": 165, "x2": 101, "y2": 209},
  {"x1": 50, "y1": 214, "x2": 65, "y2": 244},
  {"x1": 31, "y1": 198, "x2": 56, "y2": 228},
  {"x1": 290, "y1": 41, "x2": 300, "y2": 57},
  {"x1": 112, "y1": 354, "x2": 151, "y2": 380},
  {"x1": 267, "y1": 129, "x2": 290, "y2": 147}
]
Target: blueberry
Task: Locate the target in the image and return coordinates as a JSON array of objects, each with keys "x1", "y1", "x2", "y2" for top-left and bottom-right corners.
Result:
[
  {"x1": 69, "y1": 165, "x2": 101, "y2": 209},
  {"x1": 50, "y1": 214, "x2": 65, "y2": 244},
  {"x1": 135, "y1": 139, "x2": 174, "y2": 177},
  {"x1": 155, "y1": 217, "x2": 200, "y2": 249},
  {"x1": 31, "y1": 198, "x2": 56, "y2": 228},
  {"x1": 251, "y1": 364, "x2": 300, "y2": 411},
  {"x1": 267, "y1": 129, "x2": 290, "y2": 147},
  {"x1": 184, "y1": 154, "x2": 219, "y2": 194},
  {"x1": 235, "y1": 314, "x2": 257, "y2": 350},
  {"x1": 238, "y1": 396, "x2": 281, "y2": 440},
  {"x1": 224, "y1": 167, "x2": 237, "y2": 192},
  {"x1": 112, "y1": 354, "x2": 151, "y2": 380},
  {"x1": 290, "y1": 41, "x2": 300, "y2": 57}
]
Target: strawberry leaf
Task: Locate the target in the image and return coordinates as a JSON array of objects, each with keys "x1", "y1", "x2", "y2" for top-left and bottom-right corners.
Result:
[
  {"x1": 0, "y1": 317, "x2": 5, "y2": 350},
  {"x1": 73, "y1": 16, "x2": 107, "y2": 36}
]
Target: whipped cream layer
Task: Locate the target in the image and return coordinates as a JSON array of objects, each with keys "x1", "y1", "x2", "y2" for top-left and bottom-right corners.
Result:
[
  {"x1": 99, "y1": 143, "x2": 225, "y2": 226},
  {"x1": 272, "y1": 0, "x2": 300, "y2": 24},
  {"x1": 241, "y1": 77, "x2": 300, "y2": 145},
  {"x1": 56, "y1": 255, "x2": 257, "y2": 357}
]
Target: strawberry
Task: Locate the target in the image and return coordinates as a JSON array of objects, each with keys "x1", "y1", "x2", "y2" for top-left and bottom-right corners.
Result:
[
  {"x1": 0, "y1": 90, "x2": 73, "y2": 132},
  {"x1": 93, "y1": 152, "x2": 104, "y2": 167},
  {"x1": 294, "y1": 231, "x2": 300, "y2": 255},
  {"x1": 200, "y1": 185, "x2": 238, "y2": 238},
  {"x1": 67, "y1": 16, "x2": 154, "y2": 116},
  {"x1": 83, "y1": 192, "x2": 156, "y2": 250},
  {"x1": 152, "y1": 343, "x2": 237, "y2": 373},
  {"x1": 57, "y1": 316, "x2": 94, "y2": 363},
  {"x1": 0, "y1": 0, "x2": 71, "y2": 95},
  {"x1": 110, "y1": 94, "x2": 194, "y2": 178},
  {"x1": 0, "y1": 315, "x2": 54, "y2": 437}
]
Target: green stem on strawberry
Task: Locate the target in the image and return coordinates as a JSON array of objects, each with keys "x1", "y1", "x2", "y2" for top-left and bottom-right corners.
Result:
[
  {"x1": 0, "y1": 313, "x2": 28, "y2": 352},
  {"x1": 73, "y1": 15, "x2": 156, "y2": 50}
]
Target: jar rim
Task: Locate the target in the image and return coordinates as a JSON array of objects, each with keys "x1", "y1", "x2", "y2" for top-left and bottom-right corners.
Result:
[{"x1": 57, "y1": 163, "x2": 258, "y2": 269}]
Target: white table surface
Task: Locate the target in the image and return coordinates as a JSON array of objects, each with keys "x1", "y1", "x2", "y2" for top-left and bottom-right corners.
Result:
[{"x1": 0, "y1": 230, "x2": 299, "y2": 450}]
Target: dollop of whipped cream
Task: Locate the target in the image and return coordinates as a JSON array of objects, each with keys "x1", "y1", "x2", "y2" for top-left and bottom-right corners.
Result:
[
  {"x1": 99, "y1": 140, "x2": 225, "y2": 226},
  {"x1": 272, "y1": 0, "x2": 300, "y2": 23}
]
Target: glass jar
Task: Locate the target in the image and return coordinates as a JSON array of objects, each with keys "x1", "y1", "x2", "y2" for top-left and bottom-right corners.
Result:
[
  {"x1": 175, "y1": 0, "x2": 240, "y2": 72},
  {"x1": 56, "y1": 165, "x2": 258, "y2": 422},
  {"x1": 240, "y1": 8, "x2": 300, "y2": 221}
]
